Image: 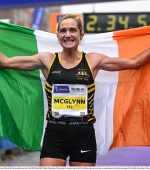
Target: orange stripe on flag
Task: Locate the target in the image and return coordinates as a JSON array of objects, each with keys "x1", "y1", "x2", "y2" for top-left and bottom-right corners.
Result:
[
  {"x1": 111, "y1": 26, "x2": 150, "y2": 148},
  {"x1": 113, "y1": 26, "x2": 150, "y2": 41}
]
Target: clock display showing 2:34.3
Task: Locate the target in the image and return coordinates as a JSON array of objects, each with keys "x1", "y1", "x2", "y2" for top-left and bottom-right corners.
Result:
[{"x1": 83, "y1": 13, "x2": 150, "y2": 33}]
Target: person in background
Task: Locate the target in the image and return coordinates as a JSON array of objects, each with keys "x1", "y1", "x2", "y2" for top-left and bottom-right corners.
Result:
[{"x1": 0, "y1": 14, "x2": 150, "y2": 166}]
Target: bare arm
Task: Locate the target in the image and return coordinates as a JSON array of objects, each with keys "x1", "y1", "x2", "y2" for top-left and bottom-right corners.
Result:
[
  {"x1": 0, "y1": 52, "x2": 53, "y2": 71},
  {"x1": 88, "y1": 48, "x2": 150, "y2": 72}
]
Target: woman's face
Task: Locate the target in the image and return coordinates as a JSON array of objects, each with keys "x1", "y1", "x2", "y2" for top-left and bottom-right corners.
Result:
[{"x1": 57, "y1": 18, "x2": 84, "y2": 50}]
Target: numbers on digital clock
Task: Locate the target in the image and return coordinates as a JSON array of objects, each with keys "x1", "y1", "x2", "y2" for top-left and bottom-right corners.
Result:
[
  {"x1": 84, "y1": 13, "x2": 150, "y2": 33},
  {"x1": 86, "y1": 15, "x2": 99, "y2": 31},
  {"x1": 137, "y1": 15, "x2": 148, "y2": 26},
  {"x1": 118, "y1": 16, "x2": 129, "y2": 29},
  {"x1": 106, "y1": 15, "x2": 116, "y2": 31},
  {"x1": 106, "y1": 15, "x2": 129, "y2": 31}
]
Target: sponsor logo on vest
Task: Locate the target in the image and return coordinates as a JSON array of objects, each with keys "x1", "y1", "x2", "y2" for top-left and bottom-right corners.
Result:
[
  {"x1": 52, "y1": 70, "x2": 62, "y2": 74},
  {"x1": 54, "y1": 85, "x2": 70, "y2": 93},
  {"x1": 76, "y1": 69, "x2": 89, "y2": 81},
  {"x1": 70, "y1": 87, "x2": 85, "y2": 93},
  {"x1": 80, "y1": 150, "x2": 91, "y2": 153}
]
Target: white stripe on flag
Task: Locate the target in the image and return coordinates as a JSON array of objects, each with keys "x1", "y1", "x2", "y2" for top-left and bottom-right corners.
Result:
[
  {"x1": 39, "y1": 71, "x2": 47, "y2": 147},
  {"x1": 35, "y1": 30, "x2": 62, "y2": 52}
]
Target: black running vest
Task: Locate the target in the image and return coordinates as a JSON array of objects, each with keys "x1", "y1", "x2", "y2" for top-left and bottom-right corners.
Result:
[{"x1": 45, "y1": 52, "x2": 96, "y2": 123}]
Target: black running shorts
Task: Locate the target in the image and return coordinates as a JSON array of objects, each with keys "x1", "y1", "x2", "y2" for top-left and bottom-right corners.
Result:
[{"x1": 40, "y1": 121, "x2": 97, "y2": 163}]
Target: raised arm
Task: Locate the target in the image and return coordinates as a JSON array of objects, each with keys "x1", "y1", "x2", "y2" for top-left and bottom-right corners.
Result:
[
  {"x1": 0, "y1": 52, "x2": 54, "y2": 79},
  {"x1": 88, "y1": 48, "x2": 150, "y2": 72},
  {"x1": 0, "y1": 52, "x2": 44, "y2": 70}
]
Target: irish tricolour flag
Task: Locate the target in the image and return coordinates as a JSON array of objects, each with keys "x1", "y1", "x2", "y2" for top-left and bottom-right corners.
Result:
[{"x1": 0, "y1": 22, "x2": 150, "y2": 154}]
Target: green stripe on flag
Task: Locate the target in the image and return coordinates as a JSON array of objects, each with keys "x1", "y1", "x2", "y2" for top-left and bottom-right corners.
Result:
[{"x1": 0, "y1": 22, "x2": 44, "y2": 150}]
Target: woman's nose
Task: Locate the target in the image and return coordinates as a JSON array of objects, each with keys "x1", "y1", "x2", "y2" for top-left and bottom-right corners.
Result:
[{"x1": 65, "y1": 30, "x2": 71, "y2": 37}]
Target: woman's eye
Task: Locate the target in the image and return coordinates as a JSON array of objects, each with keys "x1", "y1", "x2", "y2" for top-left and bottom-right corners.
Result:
[
  {"x1": 59, "y1": 28, "x2": 78, "y2": 33},
  {"x1": 59, "y1": 29, "x2": 66, "y2": 33},
  {"x1": 69, "y1": 28, "x2": 77, "y2": 33}
]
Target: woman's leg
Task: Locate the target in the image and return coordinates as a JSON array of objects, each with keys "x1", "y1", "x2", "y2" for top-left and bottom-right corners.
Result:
[
  {"x1": 70, "y1": 161, "x2": 95, "y2": 166},
  {"x1": 40, "y1": 158, "x2": 66, "y2": 166},
  {"x1": 69, "y1": 124, "x2": 97, "y2": 166}
]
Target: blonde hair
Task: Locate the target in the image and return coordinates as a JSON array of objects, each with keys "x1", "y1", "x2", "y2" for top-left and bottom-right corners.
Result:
[{"x1": 57, "y1": 14, "x2": 83, "y2": 35}]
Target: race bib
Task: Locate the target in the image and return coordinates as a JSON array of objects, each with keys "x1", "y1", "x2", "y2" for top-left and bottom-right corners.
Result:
[{"x1": 52, "y1": 84, "x2": 88, "y2": 118}]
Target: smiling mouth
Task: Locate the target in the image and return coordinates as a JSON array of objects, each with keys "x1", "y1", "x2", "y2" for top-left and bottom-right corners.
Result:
[
  {"x1": 64, "y1": 39, "x2": 74, "y2": 42},
  {"x1": 63, "y1": 39, "x2": 75, "y2": 45}
]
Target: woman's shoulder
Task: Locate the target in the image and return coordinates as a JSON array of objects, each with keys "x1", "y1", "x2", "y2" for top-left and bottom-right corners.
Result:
[{"x1": 86, "y1": 52, "x2": 105, "y2": 57}]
